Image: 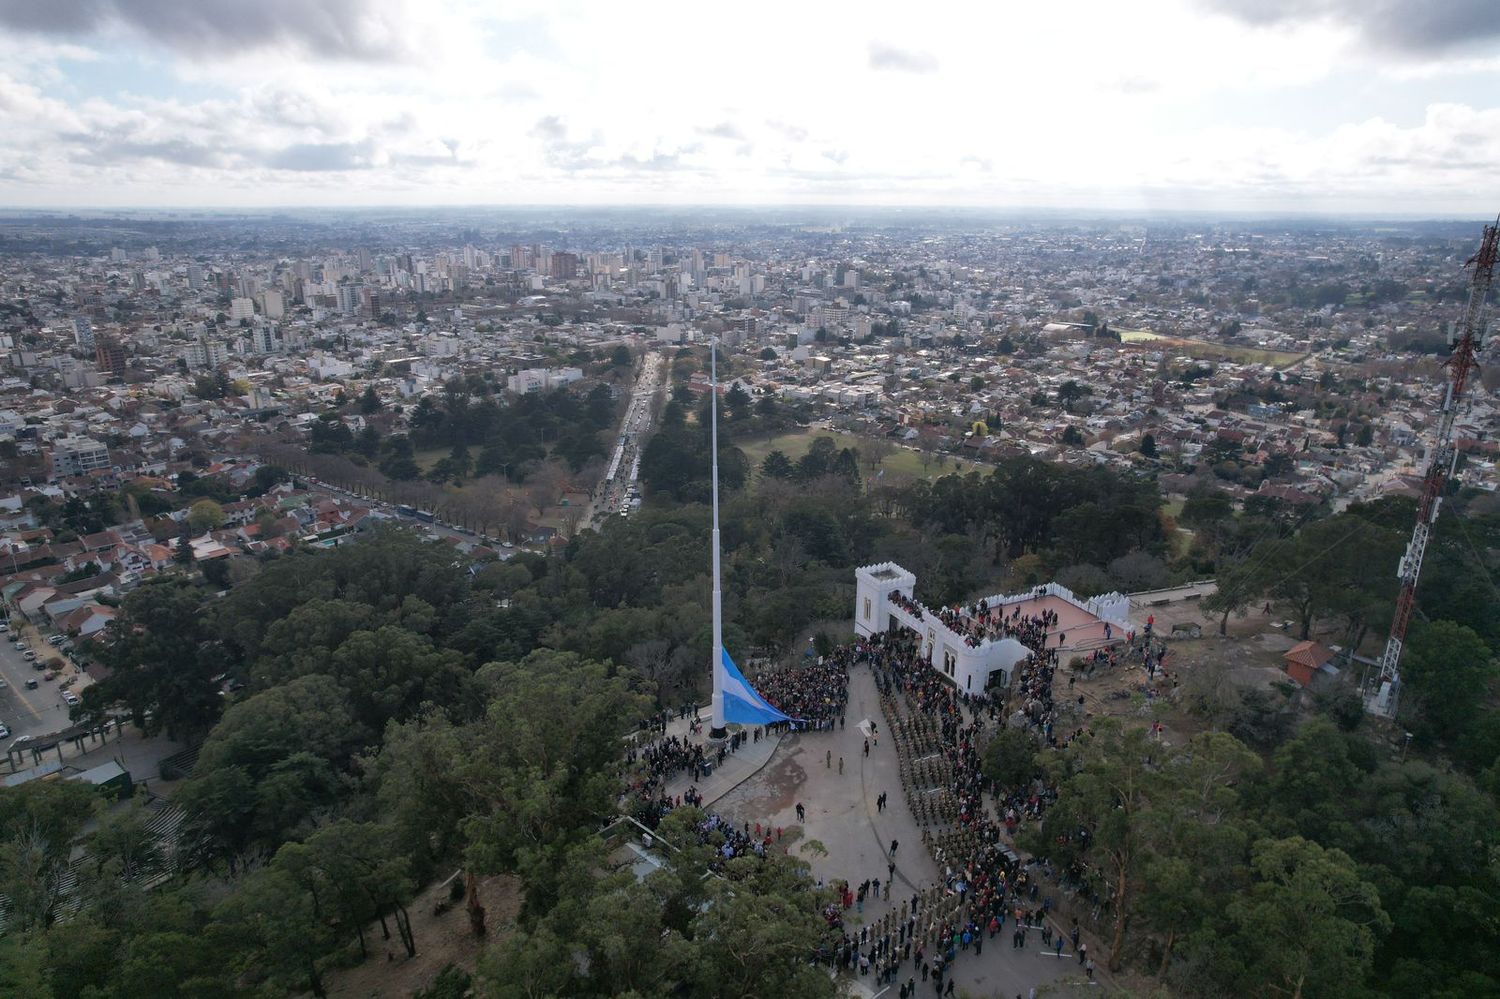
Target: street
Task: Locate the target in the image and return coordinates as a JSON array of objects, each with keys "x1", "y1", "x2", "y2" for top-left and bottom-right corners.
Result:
[
  {"x1": 586, "y1": 350, "x2": 666, "y2": 529},
  {"x1": 0, "y1": 615, "x2": 92, "y2": 750}
]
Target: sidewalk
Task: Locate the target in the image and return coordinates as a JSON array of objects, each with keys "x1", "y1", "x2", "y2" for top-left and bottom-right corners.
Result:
[{"x1": 665, "y1": 727, "x2": 783, "y2": 808}]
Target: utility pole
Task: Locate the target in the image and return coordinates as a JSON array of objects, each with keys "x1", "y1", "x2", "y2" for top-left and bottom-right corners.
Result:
[{"x1": 1368, "y1": 218, "x2": 1498, "y2": 718}]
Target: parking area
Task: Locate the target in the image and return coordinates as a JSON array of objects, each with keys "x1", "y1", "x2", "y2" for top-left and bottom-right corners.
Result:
[{"x1": 1, "y1": 615, "x2": 94, "y2": 752}]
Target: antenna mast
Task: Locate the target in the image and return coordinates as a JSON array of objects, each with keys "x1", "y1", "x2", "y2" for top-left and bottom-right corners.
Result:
[{"x1": 1368, "y1": 218, "x2": 1498, "y2": 717}]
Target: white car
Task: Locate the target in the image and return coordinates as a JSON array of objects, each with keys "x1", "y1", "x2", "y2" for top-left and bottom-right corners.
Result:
[
  {"x1": 47, "y1": 634, "x2": 64, "y2": 645},
  {"x1": 62, "y1": 691, "x2": 80, "y2": 707},
  {"x1": 0, "y1": 723, "x2": 9, "y2": 739}
]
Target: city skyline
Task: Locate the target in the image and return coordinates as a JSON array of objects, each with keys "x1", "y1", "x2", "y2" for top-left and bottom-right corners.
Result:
[{"x1": 0, "y1": 0, "x2": 1498, "y2": 213}]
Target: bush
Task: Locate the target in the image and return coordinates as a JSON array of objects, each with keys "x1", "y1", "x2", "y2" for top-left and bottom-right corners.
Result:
[
  {"x1": 413, "y1": 964, "x2": 472, "y2": 999},
  {"x1": 1314, "y1": 685, "x2": 1364, "y2": 732}
]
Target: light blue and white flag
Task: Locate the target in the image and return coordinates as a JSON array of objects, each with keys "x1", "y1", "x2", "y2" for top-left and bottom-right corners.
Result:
[{"x1": 721, "y1": 648, "x2": 794, "y2": 725}]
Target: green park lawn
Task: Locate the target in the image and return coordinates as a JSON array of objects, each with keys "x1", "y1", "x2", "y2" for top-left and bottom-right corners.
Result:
[
  {"x1": 1117, "y1": 328, "x2": 1304, "y2": 369},
  {"x1": 737, "y1": 428, "x2": 986, "y2": 483}
]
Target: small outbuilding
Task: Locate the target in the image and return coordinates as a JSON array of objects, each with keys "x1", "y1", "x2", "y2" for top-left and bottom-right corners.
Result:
[{"x1": 1283, "y1": 639, "x2": 1336, "y2": 687}]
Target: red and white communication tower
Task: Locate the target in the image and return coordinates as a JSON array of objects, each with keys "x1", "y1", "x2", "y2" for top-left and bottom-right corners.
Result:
[{"x1": 1369, "y1": 219, "x2": 1499, "y2": 718}]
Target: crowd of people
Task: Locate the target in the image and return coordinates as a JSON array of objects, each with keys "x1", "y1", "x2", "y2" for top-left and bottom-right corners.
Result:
[
  {"x1": 933, "y1": 597, "x2": 1061, "y2": 651},
  {"x1": 833, "y1": 617, "x2": 1081, "y2": 993},
  {"x1": 750, "y1": 649, "x2": 851, "y2": 727},
  {"x1": 612, "y1": 591, "x2": 1158, "y2": 993}
]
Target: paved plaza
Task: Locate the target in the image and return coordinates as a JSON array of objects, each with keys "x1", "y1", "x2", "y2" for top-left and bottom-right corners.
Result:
[{"x1": 702, "y1": 665, "x2": 1103, "y2": 999}]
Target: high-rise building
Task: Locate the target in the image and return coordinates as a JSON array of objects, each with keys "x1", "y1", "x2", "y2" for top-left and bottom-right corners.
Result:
[
  {"x1": 182, "y1": 337, "x2": 229, "y2": 370},
  {"x1": 72, "y1": 318, "x2": 94, "y2": 349},
  {"x1": 229, "y1": 297, "x2": 255, "y2": 322},
  {"x1": 259, "y1": 288, "x2": 285, "y2": 319},
  {"x1": 359, "y1": 286, "x2": 381, "y2": 318},
  {"x1": 95, "y1": 337, "x2": 127, "y2": 375},
  {"x1": 186, "y1": 264, "x2": 204, "y2": 290},
  {"x1": 336, "y1": 283, "x2": 362, "y2": 315},
  {"x1": 549, "y1": 252, "x2": 578, "y2": 280},
  {"x1": 51, "y1": 435, "x2": 111, "y2": 477},
  {"x1": 250, "y1": 325, "x2": 281, "y2": 355}
]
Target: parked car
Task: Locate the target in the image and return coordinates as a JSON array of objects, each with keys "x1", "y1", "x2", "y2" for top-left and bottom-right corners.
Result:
[
  {"x1": 47, "y1": 634, "x2": 64, "y2": 645},
  {"x1": 0, "y1": 723, "x2": 9, "y2": 739},
  {"x1": 13, "y1": 641, "x2": 28, "y2": 652},
  {"x1": 24, "y1": 678, "x2": 38, "y2": 689},
  {"x1": 43, "y1": 669, "x2": 56, "y2": 681},
  {"x1": 23, "y1": 651, "x2": 37, "y2": 662},
  {"x1": 62, "y1": 691, "x2": 79, "y2": 707}
]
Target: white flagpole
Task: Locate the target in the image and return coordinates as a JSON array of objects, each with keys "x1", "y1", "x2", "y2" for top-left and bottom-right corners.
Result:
[{"x1": 709, "y1": 336, "x2": 727, "y2": 738}]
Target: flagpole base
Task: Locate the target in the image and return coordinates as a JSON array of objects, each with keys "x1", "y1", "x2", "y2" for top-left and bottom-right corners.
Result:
[{"x1": 709, "y1": 725, "x2": 728, "y2": 740}]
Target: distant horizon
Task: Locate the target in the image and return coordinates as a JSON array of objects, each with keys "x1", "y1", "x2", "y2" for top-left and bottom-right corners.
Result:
[
  {"x1": 0, "y1": 2, "x2": 1497, "y2": 216},
  {"x1": 0, "y1": 203, "x2": 1495, "y2": 224}
]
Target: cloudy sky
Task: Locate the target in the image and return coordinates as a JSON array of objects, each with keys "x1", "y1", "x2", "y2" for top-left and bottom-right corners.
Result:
[{"x1": 0, "y1": 0, "x2": 1498, "y2": 213}]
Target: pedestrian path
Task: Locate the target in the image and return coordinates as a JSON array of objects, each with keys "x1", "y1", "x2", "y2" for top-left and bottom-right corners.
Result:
[{"x1": 660, "y1": 725, "x2": 782, "y2": 807}]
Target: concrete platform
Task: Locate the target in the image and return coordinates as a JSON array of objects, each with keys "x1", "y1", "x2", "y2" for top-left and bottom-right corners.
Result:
[{"x1": 981, "y1": 593, "x2": 1116, "y2": 653}]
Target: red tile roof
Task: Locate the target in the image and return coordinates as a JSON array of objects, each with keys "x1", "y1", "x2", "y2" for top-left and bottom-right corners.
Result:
[{"x1": 1283, "y1": 640, "x2": 1335, "y2": 670}]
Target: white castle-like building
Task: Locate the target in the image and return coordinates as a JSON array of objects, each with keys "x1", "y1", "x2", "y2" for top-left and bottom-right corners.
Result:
[{"x1": 854, "y1": 562, "x2": 1132, "y2": 694}]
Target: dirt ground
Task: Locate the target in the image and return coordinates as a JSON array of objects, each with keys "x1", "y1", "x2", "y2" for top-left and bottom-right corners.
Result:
[
  {"x1": 320, "y1": 873, "x2": 521, "y2": 999},
  {"x1": 1067, "y1": 596, "x2": 1318, "y2": 746}
]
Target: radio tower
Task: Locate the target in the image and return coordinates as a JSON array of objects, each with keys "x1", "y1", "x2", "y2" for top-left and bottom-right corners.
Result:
[{"x1": 1368, "y1": 218, "x2": 1498, "y2": 718}]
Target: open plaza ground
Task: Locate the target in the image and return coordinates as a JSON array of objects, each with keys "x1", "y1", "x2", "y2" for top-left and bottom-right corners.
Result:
[{"x1": 666, "y1": 661, "x2": 1106, "y2": 999}]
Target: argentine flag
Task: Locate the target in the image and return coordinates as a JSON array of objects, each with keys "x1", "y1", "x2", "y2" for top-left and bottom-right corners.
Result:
[{"x1": 721, "y1": 648, "x2": 793, "y2": 725}]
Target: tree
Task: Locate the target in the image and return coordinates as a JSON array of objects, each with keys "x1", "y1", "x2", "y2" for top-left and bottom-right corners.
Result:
[
  {"x1": 1401, "y1": 620, "x2": 1496, "y2": 745},
  {"x1": 87, "y1": 579, "x2": 223, "y2": 740},
  {"x1": 1140, "y1": 432, "x2": 1158, "y2": 458},
  {"x1": 1062, "y1": 425, "x2": 1084, "y2": 447},
  {"x1": 186, "y1": 499, "x2": 224, "y2": 535},
  {"x1": 725, "y1": 382, "x2": 752, "y2": 420},
  {"x1": 1137, "y1": 731, "x2": 1261, "y2": 977},
  {"x1": 1204, "y1": 553, "x2": 1272, "y2": 635},
  {"x1": 327, "y1": 626, "x2": 469, "y2": 733},
  {"x1": 610, "y1": 345, "x2": 633, "y2": 367},
  {"x1": 211, "y1": 865, "x2": 336, "y2": 998},
  {"x1": 1225, "y1": 837, "x2": 1390, "y2": 999},
  {"x1": 982, "y1": 728, "x2": 1039, "y2": 789},
  {"x1": 1107, "y1": 550, "x2": 1169, "y2": 591},
  {"x1": 762, "y1": 450, "x2": 798, "y2": 480},
  {"x1": 0, "y1": 781, "x2": 100, "y2": 932},
  {"x1": 1181, "y1": 489, "x2": 1234, "y2": 529},
  {"x1": 88, "y1": 801, "x2": 164, "y2": 882},
  {"x1": 1033, "y1": 719, "x2": 1157, "y2": 971},
  {"x1": 460, "y1": 651, "x2": 652, "y2": 919},
  {"x1": 359, "y1": 385, "x2": 383, "y2": 414}
]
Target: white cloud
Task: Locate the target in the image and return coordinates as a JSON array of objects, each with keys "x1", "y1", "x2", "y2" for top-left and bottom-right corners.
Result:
[{"x1": 0, "y1": 0, "x2": 1496, "y2": 211}]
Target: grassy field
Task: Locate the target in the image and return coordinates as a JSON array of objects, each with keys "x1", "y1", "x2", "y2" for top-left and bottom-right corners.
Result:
[
  {"x1": 413, "y1": 446, "x2": 449, "y2": 472},
  {"x1": 738, "y1": 428, "x2": 986, "y2": 483},
  {"x1": 1117, "y1": 328, "x2": 1305, "y2": 369}
]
